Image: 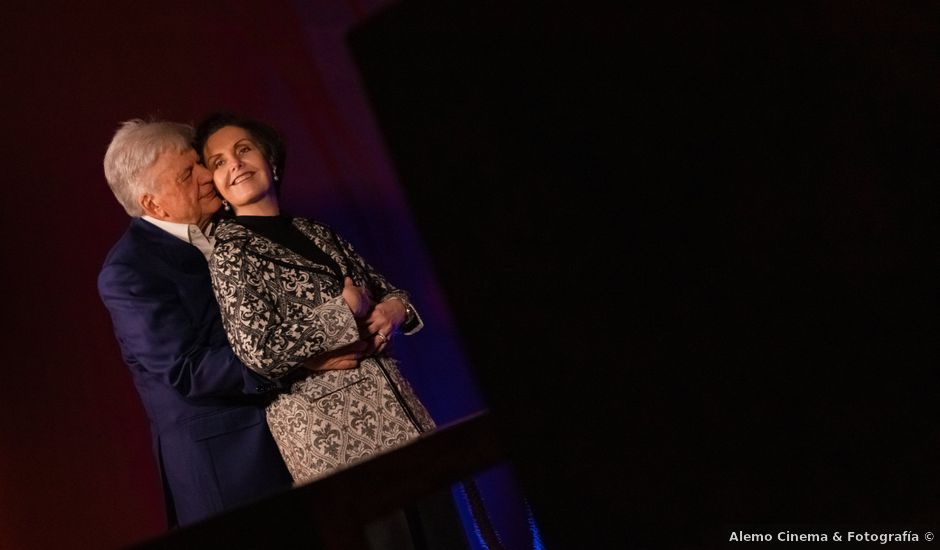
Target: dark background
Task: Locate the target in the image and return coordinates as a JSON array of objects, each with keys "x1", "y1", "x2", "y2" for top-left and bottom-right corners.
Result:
[
  {"x1": 1, "y1": 1, "x2": 938, "y2": 549},
  {"x1": 349, "y1": 1, "x2": 940, "y2": 548}
]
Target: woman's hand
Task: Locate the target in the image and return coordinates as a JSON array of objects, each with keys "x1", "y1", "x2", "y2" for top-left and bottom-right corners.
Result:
[
  {"x1": 365, "y1": 299, "x2": 407, "y2": 353},
  {"x1": 341, "y1": 277, "x2": 374, "y2": 320}
]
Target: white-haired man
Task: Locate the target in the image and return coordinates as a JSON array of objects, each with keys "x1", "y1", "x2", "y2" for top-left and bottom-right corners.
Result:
[{"x1": 96, "y1": 119, "x2": 295, "y2": 527}]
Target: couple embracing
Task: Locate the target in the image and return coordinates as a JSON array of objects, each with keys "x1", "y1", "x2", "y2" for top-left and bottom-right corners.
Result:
[{"x1": 98, "y1": 113, "x2": 439, "y2": 536}]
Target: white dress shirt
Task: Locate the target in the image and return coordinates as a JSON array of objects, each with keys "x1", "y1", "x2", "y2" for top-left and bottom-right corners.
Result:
[{"x1": 141, "y1": 216, "x2": 216, "y2": 260}]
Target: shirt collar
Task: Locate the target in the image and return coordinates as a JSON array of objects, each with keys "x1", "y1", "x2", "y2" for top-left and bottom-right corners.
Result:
[
  {"x1": 141, "y1": 216, "x2": 216, "y2": 260},
  {"x1": 141, "y1": 216, "x2": 198, "y2": 243}
]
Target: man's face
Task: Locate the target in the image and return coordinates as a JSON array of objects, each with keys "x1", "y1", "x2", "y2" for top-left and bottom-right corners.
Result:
[{"x1": 144, "y1": 148, "x2": 221, "y2": 226}]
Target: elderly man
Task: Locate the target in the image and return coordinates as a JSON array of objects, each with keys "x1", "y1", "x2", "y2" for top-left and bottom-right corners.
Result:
[{"x1": 97, "y1": 119, "x2": 294, "y2": 528}]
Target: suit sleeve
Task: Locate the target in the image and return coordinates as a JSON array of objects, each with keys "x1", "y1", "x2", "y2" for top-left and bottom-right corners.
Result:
[
  {"x1": 332, "y1": 230, "x2": 424, "y2": 335},
  {"x1": 210, "y1": 239, "x2": 361, "y2": 379},
  {"x1": 98, "y1": 261, "x2": 275, "y2": 399}
]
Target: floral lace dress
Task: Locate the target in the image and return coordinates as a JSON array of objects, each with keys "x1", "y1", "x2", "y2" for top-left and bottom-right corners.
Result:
[{"x1": 209, "y1": 216, "x2": 435, "y2": 484}]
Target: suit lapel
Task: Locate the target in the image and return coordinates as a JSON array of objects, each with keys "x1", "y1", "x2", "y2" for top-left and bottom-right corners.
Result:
[{"x1": 291, "y1": 219, "x2": 350, "y2": 277}]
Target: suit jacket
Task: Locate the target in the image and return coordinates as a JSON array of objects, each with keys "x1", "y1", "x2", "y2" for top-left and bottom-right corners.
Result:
[
  {"x1": 97, "y1": 218, "x2": 293, "y2": 528},
  {"x1": 209, "y1": 217, "x2": 424, "y2": 378},
  {"x1": 209, "y1": 217, "x2": 436, "y2": 482}
]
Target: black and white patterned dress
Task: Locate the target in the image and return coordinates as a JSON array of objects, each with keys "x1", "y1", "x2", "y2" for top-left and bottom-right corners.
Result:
[{"x1": 209, "y1": 216, "x2": 435, "y2": 484}]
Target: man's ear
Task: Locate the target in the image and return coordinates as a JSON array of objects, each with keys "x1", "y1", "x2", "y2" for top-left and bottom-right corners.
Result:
[{"x1": 139, "y1": 194, "x2": 166, "y2": 219}]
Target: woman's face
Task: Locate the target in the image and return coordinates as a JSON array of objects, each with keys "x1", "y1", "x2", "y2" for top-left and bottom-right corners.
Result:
[{"x1": 203, "y1": 125, "x2": 275, "y2": 211}]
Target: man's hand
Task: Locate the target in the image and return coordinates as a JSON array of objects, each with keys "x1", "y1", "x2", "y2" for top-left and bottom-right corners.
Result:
[{"x1": 302, "y1": 340, "x2": 367, "y2": 371}]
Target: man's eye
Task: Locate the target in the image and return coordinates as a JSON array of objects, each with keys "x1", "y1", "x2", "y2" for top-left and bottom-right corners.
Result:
[
  {"x1": 213, "y1": 159, "x2": 224, "y2": 168},
  {"x1": 238, "y1": 146, "x2": 250, "y2": 155}
]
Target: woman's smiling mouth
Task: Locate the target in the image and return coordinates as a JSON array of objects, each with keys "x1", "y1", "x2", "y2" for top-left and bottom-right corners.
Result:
[{"x1": 232, "y1": 172, "x2": 254, "y2": 186}]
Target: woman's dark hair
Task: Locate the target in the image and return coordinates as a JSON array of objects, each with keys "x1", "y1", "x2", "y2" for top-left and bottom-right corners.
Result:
[{"x1": 193, "y1": 112, "x2": 286, "y2": 193}]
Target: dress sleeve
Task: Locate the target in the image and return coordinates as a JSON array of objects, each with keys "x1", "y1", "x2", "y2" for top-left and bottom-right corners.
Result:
[{"x1": 210, "y1": 239, "x2": 361, "y2": 379}]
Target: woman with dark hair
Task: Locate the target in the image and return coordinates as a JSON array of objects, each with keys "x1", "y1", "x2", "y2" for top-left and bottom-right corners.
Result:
[{"x1": 195, "y1": 113, "x2": 436, "y2": 484}]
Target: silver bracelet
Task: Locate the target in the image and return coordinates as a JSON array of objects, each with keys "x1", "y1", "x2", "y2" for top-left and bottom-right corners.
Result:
[{"x1": 384, "y1": 296, "x2": 415, "y2": 325}]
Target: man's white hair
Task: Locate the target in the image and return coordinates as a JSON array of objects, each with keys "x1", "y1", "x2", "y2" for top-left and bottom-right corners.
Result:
[{"x1": 103, "y1": 119, "x2": 194, "y2": 217}]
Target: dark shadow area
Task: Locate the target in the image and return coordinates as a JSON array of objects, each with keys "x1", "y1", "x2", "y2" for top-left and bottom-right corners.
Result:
[{"x1": 349, "y1": 1, "x2": 940, "y2": 547}]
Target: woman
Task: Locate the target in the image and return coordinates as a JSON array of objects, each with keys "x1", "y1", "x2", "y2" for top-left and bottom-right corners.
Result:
[{"x1": 195, "y1": 113, "x2": 436, "y2": 484}]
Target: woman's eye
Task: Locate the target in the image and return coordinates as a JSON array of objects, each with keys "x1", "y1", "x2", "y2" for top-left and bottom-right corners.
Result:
[
  {"x1": 237, "y1": 146, "x2": 250, "y2": 155},
  {"x1": 213, "y1": 159, "x2": 224, "y2": 168}
]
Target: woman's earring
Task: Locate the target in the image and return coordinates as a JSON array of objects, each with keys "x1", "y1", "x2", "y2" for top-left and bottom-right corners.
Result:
[
  {"x1": 222, "y1": 199, "x2": 231, "y2": 212},
  {"x1": 272, "y1": 165, "x2": 279, "y2": 182}
]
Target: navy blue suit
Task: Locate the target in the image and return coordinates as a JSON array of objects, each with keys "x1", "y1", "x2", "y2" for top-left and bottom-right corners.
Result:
[{"x1": 98, "y1": 218, "x2": 293, "y2": 528}]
